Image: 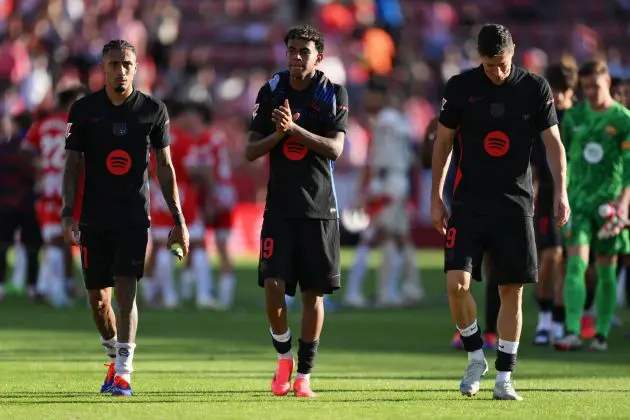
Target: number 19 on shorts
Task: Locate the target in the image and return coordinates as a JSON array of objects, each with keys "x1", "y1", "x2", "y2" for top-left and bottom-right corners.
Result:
[
  {"x1": 260, "y1": 237, "x2": 274, "y2": 259},
  {"x1": 445, "y1": 227, "x2": 456, "y2": 249}
]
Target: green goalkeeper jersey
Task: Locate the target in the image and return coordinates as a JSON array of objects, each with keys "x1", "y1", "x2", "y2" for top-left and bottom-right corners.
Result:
[{"x1": 562, "y1": 101, "x2": 630, "y2": 211}]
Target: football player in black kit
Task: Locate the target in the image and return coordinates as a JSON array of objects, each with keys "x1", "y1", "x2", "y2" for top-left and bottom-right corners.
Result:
[
  {"x1": 531, "y1": 62, "x2": 578, "y2": 345},
  {"x1": 245, "y1": 24, "x2": 348, "y2": 398},
  {"x1": 431, "y1": 24, "x2": 570, "y2": 401},
  {"x1": 62, "y1": 40, "x2": 189, "y2": 397}
]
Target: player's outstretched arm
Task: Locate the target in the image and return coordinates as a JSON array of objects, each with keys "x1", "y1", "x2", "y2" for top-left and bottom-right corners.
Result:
[{"x1": 244, "y1": 131, "x2": 283, "y2": 162}]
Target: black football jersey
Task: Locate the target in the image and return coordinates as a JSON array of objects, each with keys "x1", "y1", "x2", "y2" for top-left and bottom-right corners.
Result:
[
  {"x1": 65, "y1": 89, "x2": 171, "y2": 229},
  {"x1": 439, "y1": 65, "x2": 558, "y2": 216},
  {"x1": 249, "y1": 71, "x2": 349, "y2": 219}
]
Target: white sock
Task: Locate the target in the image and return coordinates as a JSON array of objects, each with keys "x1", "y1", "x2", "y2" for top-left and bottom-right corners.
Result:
[
  {"x1": 46, "y1": 247, "x2": 68, "y2": 307},
  {"x1": 378, "y1": 241, "x2": 396, "y2": 302},
  {"x1": 140, "y1": 277, "x2": 155, "y2": 303},
  {"x1": 617, "y1": 267, "x2": 626, "y2": 307},
  {"x1": 496, "y1": 339, "x2": 518, "y2": 381},
  {"x1": 155, "y1": 248, "x2": 177, "y2": 305},
  {"x1": 270, "y1": 327, "x2": 293, "y2": 359},
  {"x1": 496, "y1": 371, "x2": 511, "y2": 382},
  {"x1": 36, "y1": 250, "x2": 51, "y2": 295},
  {"x1": 192, "y1": 248, "x2": 213, "y2": 302},
  {"x1": 387, "y1": 247, "x2": 404, "y2": 301},
  {"x1": 218, "y1": 272, "x2": 236, "y2": 307},
  {"x1": 11, "y1": 244, "x2": 26, "y2": 289},
  {"x1": 537, "y1": 311, "x2": 552, "y2": 331},
  {"x1": 403, "y1": 242, "x2": 422, "y2": 289},
  {"x1": 101, "y1": 335, "x2": 118, "y2": 360},
  {"x1": 115, "y1": 342, "x2": 136, "y2": 382},
  {"x1": 296, "y1": 373, "x2": 310, "y2": 381},
  {"x1": 457, "y1": 320, "x2": 485, "y2": 361},
  {"x1": 467, "y1": 349, "x2": 484, "y2": 361},
  {"x1": 497, "y1": 339, "x2": 519, "y2": 354},
  {"x1": 458, "y1": 319, "x2": 479, "y2": 337},
  {"x1": 180, "y1": 268, "x2": 194, "y2": 300},
  {"x1": 552, "y1": 322, "x2": 564, "y2": 340},
  {"x1": 346, "y1": 244, "x2": 370, "y2": 299}
]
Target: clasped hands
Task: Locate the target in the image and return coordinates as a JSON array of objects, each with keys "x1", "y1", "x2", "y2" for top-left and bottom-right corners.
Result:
[{"x1": 271, "y1": 99, "x2": 300, "y2": 135}]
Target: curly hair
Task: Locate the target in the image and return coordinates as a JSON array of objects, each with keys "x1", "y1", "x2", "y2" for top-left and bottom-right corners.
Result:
[{"x1": 283, "y1": 24, "x2": 324, "y2": 53}]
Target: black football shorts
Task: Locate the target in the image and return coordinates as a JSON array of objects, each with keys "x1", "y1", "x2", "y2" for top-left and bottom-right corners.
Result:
[
  {"x1": 79, "y1": 226, "x2": 148, "y2": 290},
  {"x1": 444, "y1": 209, "x2": 538, "y2": 285},
  {"x1": 258, "y1": 217, "x2": 341, "y2": 297}
]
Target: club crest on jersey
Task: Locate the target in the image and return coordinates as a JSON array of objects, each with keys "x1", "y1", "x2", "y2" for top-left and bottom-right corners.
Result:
[
  {"x1": 65, "y1": 123, "x2": 72, "y2": 139},
  {"x1": 605, "y1": 125, "x2": 617, "y2": 137},
  {"x1": 112, "y1": 123, "x2": 127, "y2": 137},
  {"x1": 583, "y1": 142, "x2": 604, "y2": 164}
]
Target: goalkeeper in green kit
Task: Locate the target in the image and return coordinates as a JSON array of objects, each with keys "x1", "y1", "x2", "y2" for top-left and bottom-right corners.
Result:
[{"x1": 555, "y1": 59, "x2": 630, "y2": 352}]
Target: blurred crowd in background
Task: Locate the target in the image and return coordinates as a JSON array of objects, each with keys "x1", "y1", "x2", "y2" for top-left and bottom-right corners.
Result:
[
  {"x1": 4, "y1": 0, "x2": 630, "y2": 216},
  {"x1": 4, "y1": 0, "x2": 630, "y2": 310}
]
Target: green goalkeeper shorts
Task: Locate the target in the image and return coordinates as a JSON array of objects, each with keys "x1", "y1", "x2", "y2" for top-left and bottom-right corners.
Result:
[{"x1": 562, "y1": 209, "x2": 630, "y2": 256}]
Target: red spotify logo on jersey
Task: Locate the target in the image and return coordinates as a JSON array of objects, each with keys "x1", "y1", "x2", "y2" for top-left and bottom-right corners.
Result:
[
  {"x1": 106, "y1": 149, "x2": 132, "y2": 175},
  {"x1": 483, "y1": 131, "x2": 510, "y2": 157},
  {"x1": 283, "y1": 137, "x2": 308, "y2": 161}
]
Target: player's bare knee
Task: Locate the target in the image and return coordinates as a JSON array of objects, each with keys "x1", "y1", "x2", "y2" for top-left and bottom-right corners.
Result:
[
  {"x1": 595, "y1": 254, "x2": 616, "y2": 266},
  {"x1": 541, "y1": 247, "x2": 563, "y2": 265},
  {"x1": 88, "y1": 289, "x2": 112, "y2": 313},
  {"x1": 498, "y1": 284, "x2": 523, "y2": 309},
  {"x1": 264, "y1": 278, "x2": 285, "y2": 296},
  {"x1": 568, "y1": 245, "x2": 589, "y2": 261},
  {"x1": 113, "y1": 276, "x2": 138, "y2": 306},
  {"x1": 301, "y1": 290, "x2": 324, "y2": 311},
  {"x1": 446, "y1": 270, "x2": 471, "y2": 297}
]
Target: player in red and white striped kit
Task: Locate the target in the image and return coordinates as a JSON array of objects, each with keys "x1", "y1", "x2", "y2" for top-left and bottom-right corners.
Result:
[
  {"x1": 185, "y1": 105, "x2": 237, "y2": 309},
  {"x1": 24, "y1": 86, "x2": 87, "y2": 307},
  {"x1": 345, "y1": 85, "x2": 425, "y2": 308},
  {"x1": 147, "y1": 116, "x2": 215, "y2": 309}
]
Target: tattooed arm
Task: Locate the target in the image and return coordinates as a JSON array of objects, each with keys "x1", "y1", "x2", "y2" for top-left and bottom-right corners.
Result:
[
  {"x1": 155, "y1": 146, "x2": 189, "y2": 256},
  {"x1": 61, "y1": 150, "x2": 83, "y2": 244},
  {"x1": 154, "y1": 146, "x2": 184, "y2": 225}
]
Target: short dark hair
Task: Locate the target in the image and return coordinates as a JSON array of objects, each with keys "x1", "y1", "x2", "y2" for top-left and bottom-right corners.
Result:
[
  {"x1": 283, "y1": 24, "x2": 324, "y2": 54},
  {"x1": 545, "y1": 63, "x2": 578, "y2": 93},
  {"x1": 102, "y1": 40, "x2": 136, "y2": 57},
  {"x1": 477, "y1": 24, "x2": 514, "y2": 57},
  {"x1": 578, "y1": 59, "x2": 609, "y2": 78}
]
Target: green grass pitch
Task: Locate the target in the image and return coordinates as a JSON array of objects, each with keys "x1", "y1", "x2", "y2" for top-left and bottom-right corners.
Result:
[{"x1": 0, "y1": 249, "x2": 628, "y2": 419}]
